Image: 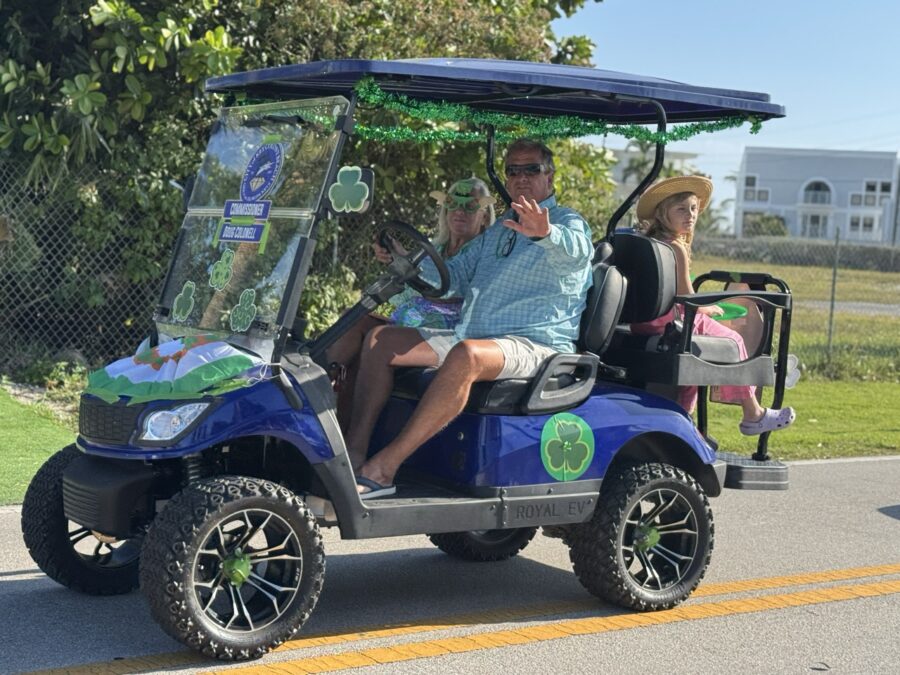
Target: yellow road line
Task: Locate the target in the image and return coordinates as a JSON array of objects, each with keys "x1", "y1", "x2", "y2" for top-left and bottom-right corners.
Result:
[
  {"x1": 692, "y1": 561, "x2": 900, "y2": 597},
  {"x1": 274, "y1": 600, "x2": 592, "y2": 651},
  {"x1": 280, "y1": 561, "x2": 900, "y2": 650},
  {"x1": 214, "y1": 579, "x2": 900, "y2": 675},
  {"x1": 27, "y1": 562, "x2": 900, "y2": 675}
]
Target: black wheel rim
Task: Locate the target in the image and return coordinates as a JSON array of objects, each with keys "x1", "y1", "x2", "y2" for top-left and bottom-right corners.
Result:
[
  {"x1": 68, "y1": 523, "x2": 141, "y2": 569},
  {"x1": 622, "y1": 488, "x2": 699, "y2": 591},
  {"x1": 192, "y1": 508, "x2": 303, "y2": 633}
]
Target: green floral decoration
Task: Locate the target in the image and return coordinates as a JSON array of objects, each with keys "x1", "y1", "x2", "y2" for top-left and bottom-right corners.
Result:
[
  {"x1": 352, "y1": 76, "x2": 764, "y2": 145},
  {"x1": 209, "y1": 249, "x2": 235, "y2": 291},
  {"x1": 229, "y1": 288, "x2": 258, "y2": 333},
  {"x1": 172, "y1": 281, "x2": 196, "y2": 322},
  {"x1": 328, "y1": 166, "x2": 370, "y2": 213},
  {"x1": 540, "y1": 413, "x2": 595, "y2": 481}
]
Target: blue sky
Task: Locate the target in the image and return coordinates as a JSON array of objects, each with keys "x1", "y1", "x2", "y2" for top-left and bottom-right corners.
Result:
[{"x1": 552, "y1": 0, "x2": 900, "y2": 213}]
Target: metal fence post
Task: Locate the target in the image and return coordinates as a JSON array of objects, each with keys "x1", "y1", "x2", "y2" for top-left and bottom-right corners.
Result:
[{"x1": 826, "y1": 226, "x2": 841, "y2": 363}]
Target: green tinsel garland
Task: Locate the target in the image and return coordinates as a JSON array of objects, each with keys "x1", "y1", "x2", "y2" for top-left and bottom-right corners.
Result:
[{"x1": 352, "y1": 76, "x2": 763, "y2": 145}]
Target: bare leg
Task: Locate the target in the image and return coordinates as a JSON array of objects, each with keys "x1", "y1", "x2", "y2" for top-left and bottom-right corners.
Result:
[
  {"x1": 324, "y1": 313, "x2": 386, "y2": 372},
  {"x1": 358, "y1": 339, "x2": 504, "y2": 489},
  {"x1": 740, "y1": 395, "x2": 765, "y2": 423},
  {"x1": 344, "y1": 326, "x2": 439, "y2": 471},
  {"x1": 325, "y1": 313, "x2": 387, "y2": 432}
]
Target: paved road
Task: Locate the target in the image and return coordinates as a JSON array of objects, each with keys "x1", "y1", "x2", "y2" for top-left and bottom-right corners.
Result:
[{"x1": 2, "y1": 456, "x2": 899, "y2": 675}]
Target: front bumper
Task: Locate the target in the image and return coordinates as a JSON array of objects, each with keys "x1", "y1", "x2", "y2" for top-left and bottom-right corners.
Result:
[{"x1": 63, "y1": 453, "x2": 158, "y2": 538}]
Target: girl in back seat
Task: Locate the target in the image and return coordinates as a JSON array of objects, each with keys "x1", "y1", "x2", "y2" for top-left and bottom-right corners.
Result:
[{"x1": 633, "y1": 176, "x2": 795, "y2": 435}]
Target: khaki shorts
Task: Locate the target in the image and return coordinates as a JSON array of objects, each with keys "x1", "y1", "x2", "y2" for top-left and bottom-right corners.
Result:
[{"x1": 416, "y1": 328, "x2": 557, "y2": 380}]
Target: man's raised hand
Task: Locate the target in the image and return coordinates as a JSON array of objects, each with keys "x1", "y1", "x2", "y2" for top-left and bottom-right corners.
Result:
[{"x1": 503, "y1": 197, "x2": 551, "y2": 239}]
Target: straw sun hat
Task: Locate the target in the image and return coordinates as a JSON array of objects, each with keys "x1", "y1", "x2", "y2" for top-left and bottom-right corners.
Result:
[{"x1": 635, "y1": 175, "x2": 713, "y2": 222}]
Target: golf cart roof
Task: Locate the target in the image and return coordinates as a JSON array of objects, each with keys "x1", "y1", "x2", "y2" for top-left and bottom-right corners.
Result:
[{"x1": 206, "y1": 58, "x2": 785, "y2": 123}]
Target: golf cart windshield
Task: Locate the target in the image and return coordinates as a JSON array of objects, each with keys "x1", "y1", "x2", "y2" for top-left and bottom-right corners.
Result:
[{"x1": 156, "y1": 96, "x2": 349, "y2": 350}]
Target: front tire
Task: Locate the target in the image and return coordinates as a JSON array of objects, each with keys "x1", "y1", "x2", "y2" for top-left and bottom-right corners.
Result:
[
  {"x1": 428, "y1": 527, "x2": 537, "y2": 562},
  {"x1": 568, "y1": 462, "x2": 713, "y2": 611},
  {"x1": 140, "y1": 476, "x2": 324, "y2": 661},
  {"x1": 21, "y1": 445, "x2": 141, "y2": 595}
]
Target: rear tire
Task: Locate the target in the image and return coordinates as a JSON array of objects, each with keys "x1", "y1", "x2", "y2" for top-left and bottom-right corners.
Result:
[
  {"x1": 21, "y1": 445, "x2": 141, "y2": 595},
  {"x1": 428, "y1": 527, "x2": 537, "y2": 562},
  {"x1": 568, "y1": 462, "x2": 713, "y2": 611},
  {"x1": 140, "y1": 476, "x2": 324, "y2": 661}
]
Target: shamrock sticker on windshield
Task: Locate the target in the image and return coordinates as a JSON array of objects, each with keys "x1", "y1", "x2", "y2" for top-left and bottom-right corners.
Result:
[
  {"x1": 229, "y1": 288, "x2": 258, "y2": 333},
  {"x1": 172, "y1": 281, "x2": 196, "y2": 322},
  {"x1": 209, "y1": 249, "x2": 235, "y2": 291},
  {"x1": 540, "y1": 413, "x2": 595, "y2": 481},
  {"x1": 328, "y1": 166, "x2": 370, "y2": 213}
]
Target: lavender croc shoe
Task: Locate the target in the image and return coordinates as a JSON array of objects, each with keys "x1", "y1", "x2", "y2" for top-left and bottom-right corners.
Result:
[{"x1": 739, "y1": 407, "x2": 796, "y2": 436}]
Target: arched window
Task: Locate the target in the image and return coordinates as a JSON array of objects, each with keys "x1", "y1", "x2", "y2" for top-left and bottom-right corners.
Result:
[{"x1": 803, "y1": 181, "x2": 831, "y2": 205}]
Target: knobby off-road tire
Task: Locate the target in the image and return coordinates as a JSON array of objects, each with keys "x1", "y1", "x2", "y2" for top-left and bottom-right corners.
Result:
[
  {"x1": 428, "y1": 527, "x2": 537, "y2": 562},
  {"x1": 568, "y1": 462, "x2": 713, "y2": 611},
  {"x1": 140, "y1": 476, "x2": 324, "y2": 661},
  {"x1": 21, "y1": 445, "x2": 141, "y2": 595}
]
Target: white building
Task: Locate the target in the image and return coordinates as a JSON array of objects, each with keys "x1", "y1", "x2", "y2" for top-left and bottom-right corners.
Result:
[{"x1": 734, "y1": 147, "x2": 899, "y2": 245}]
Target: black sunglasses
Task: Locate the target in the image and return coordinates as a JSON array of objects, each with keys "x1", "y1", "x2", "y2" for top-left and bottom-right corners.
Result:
[
  {"x1": 504, "y1": 163, "x2": 546, "y2": 178},
  {"x1": 496, "y1": 228, "x2": 517, "y2": 258}
]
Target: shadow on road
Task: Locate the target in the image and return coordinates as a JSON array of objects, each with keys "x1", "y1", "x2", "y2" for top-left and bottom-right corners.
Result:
[
  {"x1": 877, "y1": 504, "x2": 900, "y2": 521},
  {"x1": 1, "y1": 543, "x2": 616, "y2": 672}
]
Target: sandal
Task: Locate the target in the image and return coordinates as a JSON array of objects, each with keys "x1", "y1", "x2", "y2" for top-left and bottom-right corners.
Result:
[{"x1": 739, "y1": 407, "x2": 796, "y2": 436}]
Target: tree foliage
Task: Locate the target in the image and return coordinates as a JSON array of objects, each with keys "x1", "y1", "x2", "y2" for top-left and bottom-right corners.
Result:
[
  {"x1": 0, "y1": 0, "x2": 613, "y2": 354},
  {"x1": 742, "y1": 212, "x2": 788, "y2": 237},
  {"x1": 1, "y1": 0, "x2": 604, "y2": 183}
]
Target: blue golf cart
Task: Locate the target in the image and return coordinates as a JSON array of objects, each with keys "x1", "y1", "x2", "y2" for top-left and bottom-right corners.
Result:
[{"x1": 21, "y1": 59, "x2": 792, "y2": 661}]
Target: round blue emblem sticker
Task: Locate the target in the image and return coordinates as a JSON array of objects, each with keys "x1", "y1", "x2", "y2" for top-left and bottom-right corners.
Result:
[{"x1": 240, "y1": 144, "x2": 284, "y2": 201}]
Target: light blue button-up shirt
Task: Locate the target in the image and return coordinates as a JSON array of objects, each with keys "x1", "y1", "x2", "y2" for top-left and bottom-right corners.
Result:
[{"x1": 422, "y1": 195, "x2": 593, "y2": 353}]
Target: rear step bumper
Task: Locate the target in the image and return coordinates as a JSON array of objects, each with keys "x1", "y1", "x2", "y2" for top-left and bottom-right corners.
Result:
[{"x1": 717, "y1": 451, "x2": 789, "y2": 490}]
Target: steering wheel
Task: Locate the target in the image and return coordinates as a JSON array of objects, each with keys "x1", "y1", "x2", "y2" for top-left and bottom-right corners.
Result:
[{"x1": 376, "y1": 220, "x2": 450, "y2": 298}]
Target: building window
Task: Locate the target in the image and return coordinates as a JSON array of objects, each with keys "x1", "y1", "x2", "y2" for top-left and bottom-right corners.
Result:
[
  {"x1": 850, "y1": 193, "x2": 862, "y2": 206},
  {"x1": 803, "y1": 181, "x2": 831, "y2": 204},
  {"x1": 881, "y1": 194, "x2": 891, "y2": 206},
  {"x1": 757, "y1": 189, "x2": 769, "y2": 202},
  {"x1": 851, "y1": 216, "x2": 878, "y2": 237},
  {"x1": 865, "y1": 181, "x2": 877, "y2": 193},
  {"x1": 864, "y1": 194, "x2": 877, "y2": 206},
  {"x1": 745, "y1": 176, "x2": 757, "y2": 188},
  {"x1": 744, "y1": 189, "x2": 756, "y2": 201},
  {"x1": 801, "y1": 213, "x2": 829, "y2": 238},
  {"x1": 881, "y1": 182, "x2": 892, "y2": 194}
]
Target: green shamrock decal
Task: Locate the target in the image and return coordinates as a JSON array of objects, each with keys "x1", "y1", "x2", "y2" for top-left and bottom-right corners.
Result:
[
  {"x1": 172, "y1": 281, "x2": 196, "y2": 322},
  {"x1": 209, "y1": 249, "x2": 235, "y2": 291},
  {"x1": 328, "y1": 166, "x2": 369, "y2": 213},
  {"x1": 540, "y1": 413, "x2": 595, "y2": 481},
  {"x1": 229, "y1": 288, "x2": 258, "y2": 333}
]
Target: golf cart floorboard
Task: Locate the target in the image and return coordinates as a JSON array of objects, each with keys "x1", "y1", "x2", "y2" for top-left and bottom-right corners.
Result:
[
  {"x1": 368, "y1": 479, "x2": 470, "y2": 505},
  {"x1": 717, "y1": 451, "x2": 789, "y2": 490},
  {"x1": 346, "y1": 478, "x2": 599, "y2": 539}
]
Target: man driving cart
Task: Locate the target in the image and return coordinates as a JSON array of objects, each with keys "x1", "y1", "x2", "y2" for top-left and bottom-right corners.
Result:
[{"x1": 348, "y1": 138, "x2": 593, "y2": 498}]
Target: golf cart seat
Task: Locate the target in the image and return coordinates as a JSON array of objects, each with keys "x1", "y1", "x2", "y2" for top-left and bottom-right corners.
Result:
[
  {"x1": 602, "y1": 230, "x2": 777, "y2": 387},
  {"x1": 392, "y1": 261, "x2": 627, "y2": 415}
]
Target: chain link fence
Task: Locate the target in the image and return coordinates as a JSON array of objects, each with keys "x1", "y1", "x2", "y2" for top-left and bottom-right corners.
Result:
[
  {"x1": 0, "y1": 163, "x2": 160, "y2": 375},
  {"x1": 691, "y1": 233, "x2": 900, "y2": 381},
  {"x1": 2, "y1": 161, "x2": 898, "y2": 382}
]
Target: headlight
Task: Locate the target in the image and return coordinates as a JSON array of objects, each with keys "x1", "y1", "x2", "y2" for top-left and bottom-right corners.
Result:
[{"x1": 139, "y1": 403, "x2": 209, "y2": 442}]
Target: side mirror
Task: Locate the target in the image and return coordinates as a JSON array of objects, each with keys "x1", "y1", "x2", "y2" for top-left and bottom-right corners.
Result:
[
  {"x1": 168, "y1": 175, "x2": 198, "y2": 214},
  {"x1": 182, "y1": 175, "x2": 196, "y2": 213}
]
